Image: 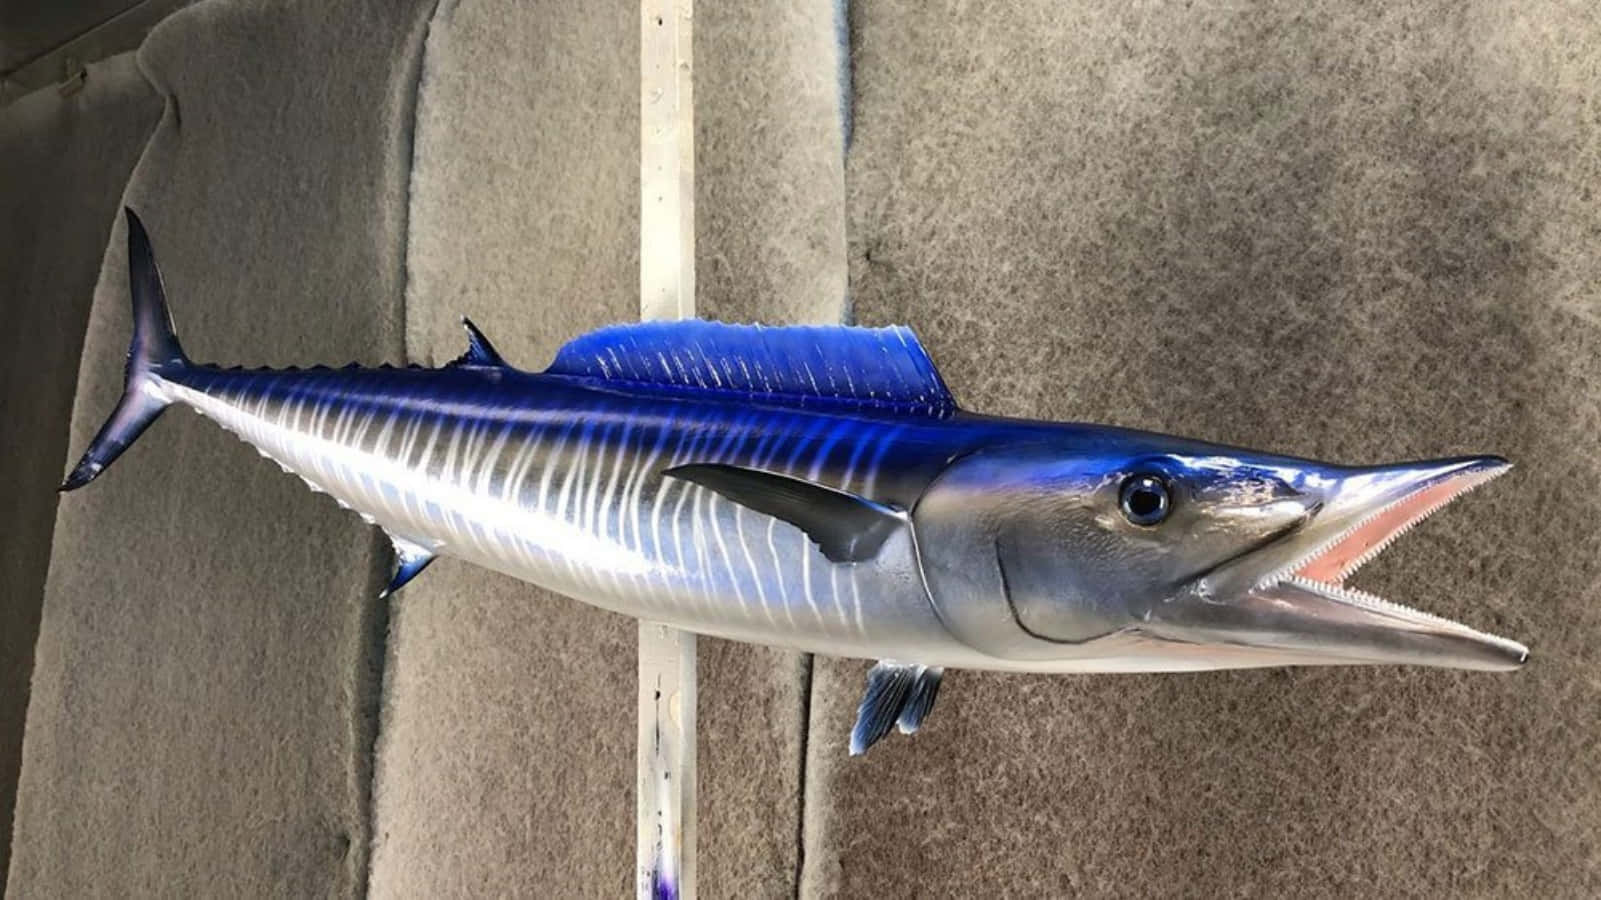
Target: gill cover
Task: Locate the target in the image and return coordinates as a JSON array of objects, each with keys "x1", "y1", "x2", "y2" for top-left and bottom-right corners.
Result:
[
  {"x1": 914, "y1": 445, "x2": 1129, "y2": 659},
  {"x1": 912, "y1": 443, "x2": 1315, "y2": 660}
]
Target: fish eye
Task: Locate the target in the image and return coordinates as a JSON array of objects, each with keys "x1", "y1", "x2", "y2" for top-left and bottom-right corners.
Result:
[{"x1": 1119, "y1": 474, "x2": 1170, "y2": 526}]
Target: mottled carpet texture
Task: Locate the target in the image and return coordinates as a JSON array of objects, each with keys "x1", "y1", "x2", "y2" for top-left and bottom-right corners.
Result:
[{"x1": 8, "y1": 0, "x2": 1598, "y2": 897}]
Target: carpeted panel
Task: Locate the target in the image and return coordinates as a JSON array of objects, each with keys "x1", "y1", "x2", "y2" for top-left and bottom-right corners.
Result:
[
  {"x1": 6, "y1": 0, "x2": 434, "y2": 894},
  {"x1": 0, "y1": 50, "x2": 160, "y2": 886},
  {"x1": 368, "y1": 0, "x2": 642, "y2": 895},
  {"x1": 806, "y1": 2, "x2": 1601, "y2": 896},
  {"x1": 692, "y1": 646, "x2": 814, "y2": 899},
  {"x1": 370, "y1": 0, "x2": 848, "y2": 894},
  {"x1": 696, "y1": 0, "x2": 847, "y2": 326}
]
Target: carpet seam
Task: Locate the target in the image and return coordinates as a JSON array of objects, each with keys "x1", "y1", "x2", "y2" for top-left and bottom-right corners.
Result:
[
  {"x1": 354, "y1": 0, "x2": 443, "y2": 895},
  {"x1": 791, "y1": 652, "x2": 814, "y2": 900}
]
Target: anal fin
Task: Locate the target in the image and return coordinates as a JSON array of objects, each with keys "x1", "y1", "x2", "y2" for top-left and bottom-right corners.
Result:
[
  {"x1": 851, "y1": 661, "x2": 945, "y2": 755},
  {"x1": 380, "y1": 535, "x2": 438, "y2": 599}
]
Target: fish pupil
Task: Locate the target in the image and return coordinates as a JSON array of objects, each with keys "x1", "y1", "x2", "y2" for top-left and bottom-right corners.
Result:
[{"x1": 1120, "y1": 475, "x2": 1169, "y2": 525}]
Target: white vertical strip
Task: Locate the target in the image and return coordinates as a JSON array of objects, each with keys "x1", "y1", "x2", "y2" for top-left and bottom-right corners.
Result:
[
  {"x1": 636, "y1": 621, "x2": 696, "y2": 900},
  {"x1": 640, "y1": 0, "x2": 695, "y2": 322},
  {"x1": 637, "y1": 0, "x2": 696, "y2": 896}
]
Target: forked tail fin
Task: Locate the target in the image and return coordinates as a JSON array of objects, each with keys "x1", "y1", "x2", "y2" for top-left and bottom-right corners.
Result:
[{"x1": 60, "y1": 209, "x2": 188, "y2": 491}]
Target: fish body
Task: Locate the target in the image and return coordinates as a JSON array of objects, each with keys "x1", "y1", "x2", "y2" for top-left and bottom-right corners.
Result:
[
  {"x1": 65, "y1": 211, "x2": 1528, "y2": 753},
  {"x1": 154, "y1": 361, "x2": 969, "y2": 661}
]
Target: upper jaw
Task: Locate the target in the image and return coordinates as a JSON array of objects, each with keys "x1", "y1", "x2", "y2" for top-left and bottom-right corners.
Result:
[{"x1": 1164, "y1": 455, "x2": 1528, "y2": 671}]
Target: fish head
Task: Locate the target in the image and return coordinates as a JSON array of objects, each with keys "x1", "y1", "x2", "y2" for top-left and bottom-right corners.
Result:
[{"x1": 913, "y1": 431, "x2": 1526, "y2": 672}]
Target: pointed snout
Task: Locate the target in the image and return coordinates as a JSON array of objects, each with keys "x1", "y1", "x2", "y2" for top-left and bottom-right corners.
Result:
[
  {"x1": 1215, "y1": 579, "x2": 1528, "y2": 671},
  {"x1": 1159, "y1": 452, "x2": 1525, "y2": 672},
  {"x1": 1144, "y1": 576, "x2": 1529, "y2": 673},
  {"x1": 1317, "y1": 455, "x2": 1511, "y2": 531},
  {"x1": 1285, "y1": 455, "x2": 1511, "y2": 586},
  {"x1": 1204, "y1": 454, "x2": 1511, "y2": 596}
]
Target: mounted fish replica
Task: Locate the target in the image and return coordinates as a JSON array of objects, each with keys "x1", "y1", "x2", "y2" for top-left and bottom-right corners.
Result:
[{"x1": 65, "y1": 211, "x2": 1528, "y2": 754}]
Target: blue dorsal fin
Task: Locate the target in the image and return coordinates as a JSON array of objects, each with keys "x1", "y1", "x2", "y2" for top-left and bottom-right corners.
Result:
[
  {"x1": 450, "y1": 317, "x2": 507, "y2": 368},
  {"x1": 543, "y1": 320, "x2": 957, "y2": 416}
]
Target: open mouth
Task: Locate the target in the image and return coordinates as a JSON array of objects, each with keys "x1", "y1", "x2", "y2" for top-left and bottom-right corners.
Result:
[{"x1": 1250, "y1": 457, "x2": 1526, "y2": 667}]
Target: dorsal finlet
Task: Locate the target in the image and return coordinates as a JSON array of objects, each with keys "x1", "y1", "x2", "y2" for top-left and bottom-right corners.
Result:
[{"x1": 452, "y1": 317, "x2": 507, "y2": 368}]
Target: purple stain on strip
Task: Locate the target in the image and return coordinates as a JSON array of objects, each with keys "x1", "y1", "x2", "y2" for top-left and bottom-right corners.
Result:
[{"x1": 651, "y1": 864, "x2": 676, "y2": 900}]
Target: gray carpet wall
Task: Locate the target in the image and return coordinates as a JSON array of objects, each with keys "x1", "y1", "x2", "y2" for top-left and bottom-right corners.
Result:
[
  {"x1": 6, "y1": 0, "x2": 434, "y2": 894},
  {"x1": 0, "y1": 50, "x2": 160, "y2": 885},
  {"x1": 807, "y1": 2, "x2": 1601, "y2": 896},
  {"x1": 7, "y1": 0, "x2": 1599, "y2": 896},
  {"x1": 696, "y1": 0, "x2": 847, "y2": 327}
]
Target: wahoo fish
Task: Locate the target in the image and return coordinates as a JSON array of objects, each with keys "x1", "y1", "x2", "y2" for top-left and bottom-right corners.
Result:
[{"x1": 64, "y1": 210, "x2": 1528, "y2": 755}]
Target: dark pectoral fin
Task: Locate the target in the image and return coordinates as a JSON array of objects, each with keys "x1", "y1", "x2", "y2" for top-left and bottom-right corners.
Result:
[
  {"x1": 851, "y1": 661, "x2": 945, "y2": 756},
  {"x1": 662, "y1": 463, "x2": 903, "y2": 563}
]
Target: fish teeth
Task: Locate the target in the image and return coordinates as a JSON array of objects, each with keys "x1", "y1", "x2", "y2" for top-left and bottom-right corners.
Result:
[
  {"x1": 1282, "y1": 574, "x2": 1456, "y2": 629},
  {"x1": 1281, "y1": 573, "x2": 1521, "y2": 646},
  {"x1": 1254, "y1": 465, "x2": 1507, "y2": 593},
  {"x1": 1327, "y1": 466, "x2": 1506, "y2": 585}
]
